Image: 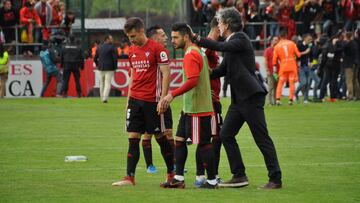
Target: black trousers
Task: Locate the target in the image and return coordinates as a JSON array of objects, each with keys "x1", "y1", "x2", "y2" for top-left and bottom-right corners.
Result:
[
  {"x1": 320, "y1": 64, "x2": 340, "y2": 99},
  {"x1": 220, "y1": 93, "x2": 282, "y2": 183},
  {"x1": 63, "y1": 63, "x2": 81, "y2": 96}
]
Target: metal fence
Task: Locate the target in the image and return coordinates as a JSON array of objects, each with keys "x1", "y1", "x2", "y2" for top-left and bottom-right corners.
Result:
[{"x1": 3, "y1": 21, "x2": 306, "y2": 58}]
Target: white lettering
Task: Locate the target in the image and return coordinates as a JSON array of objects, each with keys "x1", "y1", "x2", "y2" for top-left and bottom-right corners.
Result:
[{"x1": 170, "y1": 69, "x2": 183, "y2": 88}]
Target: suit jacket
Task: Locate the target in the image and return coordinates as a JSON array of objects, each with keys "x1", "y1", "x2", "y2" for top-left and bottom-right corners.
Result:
[
  {"x1": 94, "y1": 43, "x2": 118, "y2": 71},
  {"x1": 197, "y1": 32, "x2": 267, "y2": 104}
]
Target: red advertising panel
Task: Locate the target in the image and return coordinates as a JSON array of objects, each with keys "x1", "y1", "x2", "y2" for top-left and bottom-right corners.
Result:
[{"x1": 44, "y1": 59, "x2": 184, "y2": 97}]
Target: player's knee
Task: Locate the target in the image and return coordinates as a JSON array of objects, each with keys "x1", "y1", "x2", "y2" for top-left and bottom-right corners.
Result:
[
  {"x1": 175, "y1": 137, "x2": 185, "y2": 147},
  {"x1": 164, "y1": 129, "x2": 173, "y2": 139},
  {"x1": 141, "y1": 139, "x2": 151, "y2": 147},
  {"x1": 129, "y1": 132, "x2": 141, "y2": 139},
  {"x1": 143, "y1": 133, "x2": 152, "y2": 140},
  {"x1": 154, "y1": 132, "x2": 165, "y2": 140}
]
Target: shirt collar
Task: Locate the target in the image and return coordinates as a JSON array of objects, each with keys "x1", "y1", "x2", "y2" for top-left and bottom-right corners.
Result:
[{"x1": 226, "y1": 33, "x2": 235, "y2": 41}]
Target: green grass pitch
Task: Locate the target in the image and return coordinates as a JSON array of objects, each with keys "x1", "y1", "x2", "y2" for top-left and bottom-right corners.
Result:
[{"x1": 0, "y1": 97, "x2": 359, "y2": 203}]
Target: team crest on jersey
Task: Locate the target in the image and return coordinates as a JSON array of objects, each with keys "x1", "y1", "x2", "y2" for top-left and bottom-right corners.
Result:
[
  {"x1": 145, "y1": 52, "x2": 150, "y2": 58},
  {"x1": 160, "y1": 51, "x2": 168, "y2": 61}
]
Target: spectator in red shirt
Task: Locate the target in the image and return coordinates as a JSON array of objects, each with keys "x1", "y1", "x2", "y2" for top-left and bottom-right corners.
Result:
[
  {"x1": 264, "y1": 36, "x2": 279, "y2": 105},
  {"x1": 50, "y1": 0, "x2": 62, "y2": 26},
  {"x1": 20, "y1": 0, "x2": 41, "y2": 55},
  {"x1": 34, "y1": 0, "x2": 52, "y2": 42},
  {"x1": 278, "y1": 0, "x2": 296, "y2": 39},
  {"x1": 20, "y1": 1, "x2": 41, "y2": 26},
  {"x1": 341, "y1": 0, "x2": 356, "y2": 31}
]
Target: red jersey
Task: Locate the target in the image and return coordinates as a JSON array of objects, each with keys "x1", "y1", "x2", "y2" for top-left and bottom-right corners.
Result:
[
  {"x1": 128, "y1": 39, "x2": 169, "y2": 102},
  {"x1": 264, "y1": 46, "x2": 278, "y2": 74},
  {"x1": 204, "y1": 48, "x2": 220, "y2": 103}
]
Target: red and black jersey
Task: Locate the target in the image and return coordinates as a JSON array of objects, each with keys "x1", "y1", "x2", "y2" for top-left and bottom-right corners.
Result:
[
  {"x1": 128, "y1": 39, "x2": 169, "y2": 102},
  {"x1": 203, "y1": 47, "x2": 220, "y2": 103}
]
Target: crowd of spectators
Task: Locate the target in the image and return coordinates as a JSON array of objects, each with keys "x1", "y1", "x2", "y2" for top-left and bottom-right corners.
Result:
[
  {"x1": 192, "y1": 0, "x2": 360, "y2": 48},
  {"x1": 263, "y1": 27, "x2": 360, "y2": 104},
  {"x1": 192, "y1": 0, "x2": 360, "y2": 102},
  {"x1": 0, "y1": 0, "x2": 75, "y2": 55}
]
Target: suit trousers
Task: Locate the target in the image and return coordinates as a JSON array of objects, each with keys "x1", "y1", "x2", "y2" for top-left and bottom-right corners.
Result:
[
  {"x1": 220, "y1": 93, "x2": 282, "y2": 183},
  {"x1": 99, "y1": 70, "x2": 114, "y2": 102}
]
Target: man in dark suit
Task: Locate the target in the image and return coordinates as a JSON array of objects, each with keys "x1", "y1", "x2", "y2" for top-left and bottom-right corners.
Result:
[
  {"x1": 192, "y1": 7, "x2": 282, "y2": 189},
  {"x1": 94, "y1": 35, "x2": 118, "y2": 103}
]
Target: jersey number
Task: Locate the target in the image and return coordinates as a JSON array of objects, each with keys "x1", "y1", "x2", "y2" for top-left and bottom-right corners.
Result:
[{"x1": 282, "y1": 45, "x2": 289, "y2": 58}]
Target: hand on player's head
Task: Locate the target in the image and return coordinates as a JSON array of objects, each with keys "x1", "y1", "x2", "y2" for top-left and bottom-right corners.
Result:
[{"x1": 186, "y1": 24, "x2": 197, "y2": 42}]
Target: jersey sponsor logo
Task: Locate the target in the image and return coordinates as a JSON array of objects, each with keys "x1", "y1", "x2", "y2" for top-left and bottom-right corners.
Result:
[
  {"x1": 131, "y1": 54, "x2": 136, "y2": 58},
  {"x1": 131, "y1": 60, "x2": 150, "y2": 69},
  {"x1": 160, "y1": 51, "x2": 168, "y2": 62}
]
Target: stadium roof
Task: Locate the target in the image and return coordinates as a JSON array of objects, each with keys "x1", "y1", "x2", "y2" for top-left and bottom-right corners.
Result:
[{"x1": 73, "y1": 18, "x2": 126, "y2": 30}]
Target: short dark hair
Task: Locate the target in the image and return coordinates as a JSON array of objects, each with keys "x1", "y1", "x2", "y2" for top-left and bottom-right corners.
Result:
[
  {"x1": 279, "y1": 27, "x2": 288, "y2": 38},
  {"x1": 69, "y1": 34, "x2": 76, "y2": 42},
  {"x1": 269, "y1": 35, "x2": 278, "y2": 42},
  {"x1": 171, "y1": 23, "x2": 192, "y2": 38},
  {"x1": 302, "y1": 33, "x2": 312, "y2": 39},
  {"x1": 216, "y1": 7, "x2": 242, "y2": 32},
  {"x1": 124, "y1": 17, "x2": 144, "y2": 33},
  {"x1": 146, "y1": 25, "x2": 162, "y2": 38},
  {"x1": 210, "y1": 17, "x2": 218, "y2": 29},
  {"x1": 104, "y1": 35, "x2": 112, "y2": 42},
  {"x1": 25, "y1": 0, "x2": 34, "y2": 7}
]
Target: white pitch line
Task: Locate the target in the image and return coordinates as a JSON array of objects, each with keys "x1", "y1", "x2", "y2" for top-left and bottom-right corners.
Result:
[{"x1": 1, "y1": 161, "x2": 360, "y2": 173}]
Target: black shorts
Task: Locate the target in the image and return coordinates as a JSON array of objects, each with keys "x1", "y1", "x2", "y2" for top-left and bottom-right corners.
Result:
[
  {"x1": 213, "y1": 101, "x2": 223, "y2": 136},
  {"x1": 175, "y1": 112, "x2": 216, "y2": 144},
  {"x1": 126, "y1": 97, "x2": 165, "y2": 134},
  {"x1": 164, "y1": 107, "x2": 173, "y2": 129}
]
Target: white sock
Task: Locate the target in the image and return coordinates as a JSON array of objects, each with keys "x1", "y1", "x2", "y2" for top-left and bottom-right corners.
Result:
[
  {"x1": 196, "y1": 175, "x2": 206, "y2": 181},
  {"x1": 207, "y1": 179, "x2": 217, "y2": 185},
  {"x1": 174, "y1": 175, "x2": 184, "y2": 181}
]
